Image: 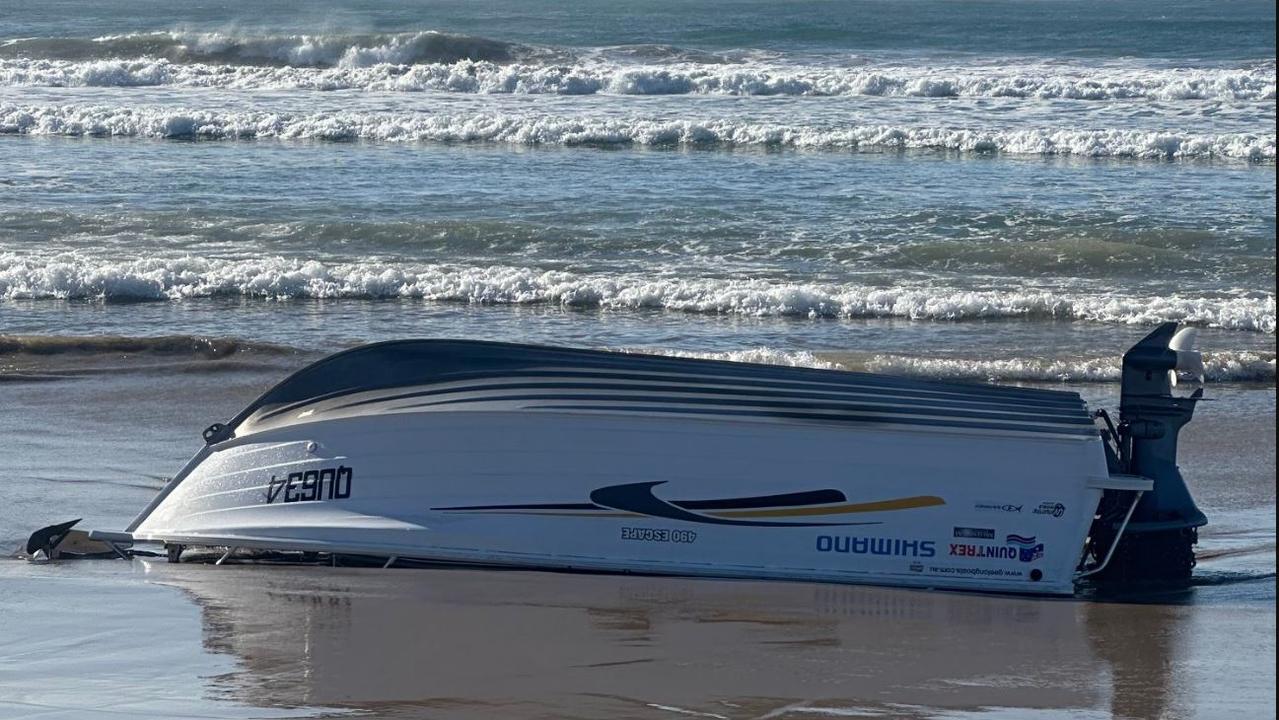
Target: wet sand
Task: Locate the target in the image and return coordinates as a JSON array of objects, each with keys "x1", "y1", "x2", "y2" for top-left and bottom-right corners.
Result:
[
  {"x1": 0, "y1": 558, "x2": 1273, "y2": 720},
  {"x1": 0, "y1": 352, "x2": 1274, "y2": 720}
]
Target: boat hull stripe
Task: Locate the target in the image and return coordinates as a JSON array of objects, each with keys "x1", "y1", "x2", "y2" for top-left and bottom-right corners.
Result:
[
  {"x1": 402, "y1": 392, "x2": 1094, "y2": 426},
  {"x1": 527, "y1": 403, "x2": 1097, "y2": 436},
  {"x1": 709, "y1": 495, "x2": 945, "y2": 518}
]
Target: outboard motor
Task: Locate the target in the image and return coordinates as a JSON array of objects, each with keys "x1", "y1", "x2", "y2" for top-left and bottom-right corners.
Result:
[{"x1": 1092, "y1": 322, "x2": 1208, "y2": 581}]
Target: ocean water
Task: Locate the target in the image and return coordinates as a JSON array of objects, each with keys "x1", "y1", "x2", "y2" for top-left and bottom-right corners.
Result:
[{"x1": 0, "y1": 1, "x2": 1275, "y2": 718}]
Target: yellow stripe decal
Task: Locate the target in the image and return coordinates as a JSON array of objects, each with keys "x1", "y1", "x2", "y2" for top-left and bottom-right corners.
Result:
[{"x1": 708, "y1": 495, "x2": 945, "y2": 518}]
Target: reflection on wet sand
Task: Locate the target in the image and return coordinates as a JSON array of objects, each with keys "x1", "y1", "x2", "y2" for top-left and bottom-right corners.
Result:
[
  {"x1": 1085, "y1": 601, "x2": 1181, "y2": 720},
  {"x1": 140, "y1": 561, "x2": 1199, "y2": 719}
]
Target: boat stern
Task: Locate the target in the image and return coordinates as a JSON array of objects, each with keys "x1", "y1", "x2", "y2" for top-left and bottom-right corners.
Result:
[{"x1": 1083, "y1": 322, "x2": 1209, "y2": 582}]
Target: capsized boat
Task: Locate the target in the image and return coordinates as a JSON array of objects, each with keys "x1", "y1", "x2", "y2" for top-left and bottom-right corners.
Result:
[{"x1": 72, "y1": 323, "x2": 1207, "y2": 595}]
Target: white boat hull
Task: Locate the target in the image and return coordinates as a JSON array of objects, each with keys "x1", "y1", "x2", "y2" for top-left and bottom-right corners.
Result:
[
  {"x1": 69, "y1": 328, "x2": 1208, "y2": 593},
  {"x1": 134, "y1": 405, "x2": 1111, "y2": 595}
]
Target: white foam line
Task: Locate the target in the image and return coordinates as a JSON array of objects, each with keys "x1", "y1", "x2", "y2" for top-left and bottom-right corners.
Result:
[
  {"x1": 860, "y1": 352, "x2": 1276, "y2": 383},
  {"x1": 616, "y1": 347, "x2": 846, "y2": 371},
  {"x1": 0, "y1": 103, "x2": 1274, "y2": 160},
  {"x1": 1, "y1": 254, "x2": 1274, "y2": 333},
  {"x1": 620, "y1": 347, "x2": 1275, "y2": 382},
  {"x1": 3, "y1": 57, "x2": 1275, "y2": 101}
]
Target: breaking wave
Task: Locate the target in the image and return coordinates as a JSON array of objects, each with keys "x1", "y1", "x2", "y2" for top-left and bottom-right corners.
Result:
[
  {"x1": 858, "y1": 352, "x2": 1276, "y2": 384},
  {"x1": 617, "y1": 347, "x2": 845, "y2": 371},
  {"x1": 2, "y1": 103, "x2": 1272, "y2": 160},
  {"x1": 2, "y1": 56, "x2": 1274, "y2": 100},
  {"x1": 633, "y1": 347, "x2": 1274, "y2": 383},
  {"x1": 1, "y1": 254, "x2": 1273, "y2": 332},
  {"x1": 0, "y1": 31, "x2": 541, "y2": 67}
]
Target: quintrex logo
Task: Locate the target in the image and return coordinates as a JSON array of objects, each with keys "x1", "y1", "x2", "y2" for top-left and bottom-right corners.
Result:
[
  {"x1": 1033, "y1": 502, "x2": 1066, "y2": 518},
  {"x1": 950, "y1": 534, "x2": 1044, "y2": 563}
]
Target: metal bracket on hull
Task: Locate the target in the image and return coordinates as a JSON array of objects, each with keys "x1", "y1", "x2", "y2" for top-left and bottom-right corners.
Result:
[
  {"x1": 202, "y1": 423, "x2": 233, "y2": 445},
  {"x1": 1087, "y1": 475, "x2": 1153, "y2": 492},
  {"x1": 1076, "y1": 490, "x2": 1144, "y2": 580}
]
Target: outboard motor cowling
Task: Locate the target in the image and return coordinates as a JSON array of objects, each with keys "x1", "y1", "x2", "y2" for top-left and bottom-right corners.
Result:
[{"x1": 1096, "y1": 322, "x2": 1208, "y2": 580}]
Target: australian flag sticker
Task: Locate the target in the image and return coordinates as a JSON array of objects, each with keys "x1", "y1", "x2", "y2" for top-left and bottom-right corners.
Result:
[{"x1": 1006, "y1": 534, "x2": 1044, "y2": 563}]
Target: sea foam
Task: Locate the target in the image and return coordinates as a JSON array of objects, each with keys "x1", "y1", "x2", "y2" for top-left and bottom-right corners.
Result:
[
  {"x1": 2, "y1": 254, "x2": 1273, "y2": 332},
  {"x1": 1, "y1": 102, "x2": 1272, "y2": 160},
  {"x1": 628, "y1": 347, "x2": 1276, "y2": 384},
  {"x1": 2, "y1": 57, "x2": 1274, "y2": 101},
  {"x1": 616, "y1": 347, "x2": 846, "y2": 371},
  {"x1": 859, "y1": 352, "x2": 1276, "y2": 384}
]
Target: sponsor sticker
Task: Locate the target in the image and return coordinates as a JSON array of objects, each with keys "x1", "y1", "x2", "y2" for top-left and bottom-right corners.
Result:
[
  {"x1": 1033, "y1": 502, "x2": 1067, "y2": 518},
  {"x1": 975, "y1": 502, "x2": 1023, "y2": 513},
  {"x1": 908, "y1": 561, "x2": 924, "y2": 573},
  {"x1": 816, "y1": 535, "x2": 937, "y2": 558},
  {"x1": 950, "y1": 543, "x2": 1017, "y2": 560},
  {"x1": 948, "y1": 534, "x2": 1044, "y2": 563},
  {"x1": 953, "y1": 526, "x2": 996, "y2": 539},
  {"x1": 1005, "y1": 534, "x2": 1045, "y2": 562}
]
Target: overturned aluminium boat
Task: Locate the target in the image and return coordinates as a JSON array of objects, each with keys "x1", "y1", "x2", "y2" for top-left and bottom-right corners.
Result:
[{"x1": 81, "y1": 322, "x2": 1208, "y2": 595}]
